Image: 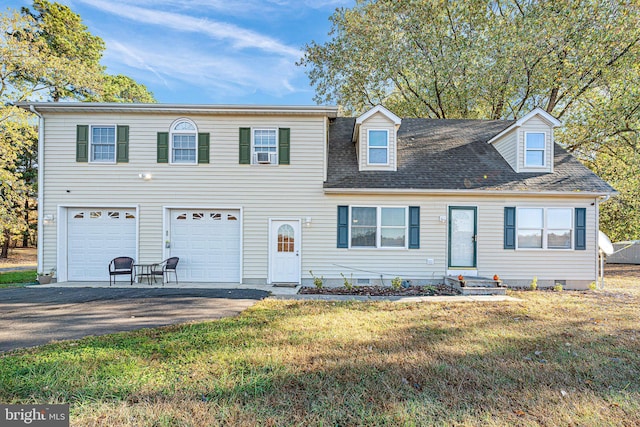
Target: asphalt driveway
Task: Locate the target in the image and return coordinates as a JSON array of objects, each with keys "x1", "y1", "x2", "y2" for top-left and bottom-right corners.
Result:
[{"x1": 0, "y1": 287, "x2": 268, "y2": 352}]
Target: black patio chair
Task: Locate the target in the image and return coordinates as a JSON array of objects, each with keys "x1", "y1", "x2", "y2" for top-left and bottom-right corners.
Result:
[
  {"x1": 109, "y1": 256, "x2": 134, "y2": 286},
  {"x1": 150, "y1": 257, "x2": 179, "y2": 285}
]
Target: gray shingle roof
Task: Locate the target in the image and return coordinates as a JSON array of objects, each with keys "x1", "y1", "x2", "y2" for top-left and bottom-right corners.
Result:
[{"x1": 325, "y1": 117, "x2": 614, "y2": 194}]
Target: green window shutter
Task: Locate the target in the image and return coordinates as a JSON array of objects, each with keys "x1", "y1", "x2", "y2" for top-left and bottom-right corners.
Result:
[
  {"x1": 408, "y1": 206, "x2": 420, "y2": 249},
  {"x1": 575, "y1": 208, "x2": 586, "y2": 250},
  {"x1": 198, "y1": 133, "x2": 210, "y2": 164},
  {"x1": 116, "y1": 125, "x2": 129, "y2": 163},
  {"x1": 337, "y1": 205, "x2": 349, "y2": 248},
  {"x1": 278, "y1": 128, "x2": 290, "y2": 165},
  {"x1": 239, "y1": 127, "x2": 251, "y2": 164},
  {"x1": 157, "y1": 132, "x2": 169, "y2": 163},
  {"x1": 76, "y1": 125, "x2": 88, "y2": 162},
  {"x1": 504, "y1": 207, "x2": 516, "y2": 249}
]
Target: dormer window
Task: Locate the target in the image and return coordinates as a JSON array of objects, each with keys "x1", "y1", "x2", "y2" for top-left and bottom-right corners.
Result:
[
  {"x1": 525, "y1": 132, "x2": 546, "y2": 167},
  {"x1": 170, "y1": 119, "x2": 197, "y2": 164},
  {"x1": 368, "y1": 130, "x2": 389, "y2": 165},
  {"x1": 353, "y1": 105, "x2": 401, "y2": 172}
]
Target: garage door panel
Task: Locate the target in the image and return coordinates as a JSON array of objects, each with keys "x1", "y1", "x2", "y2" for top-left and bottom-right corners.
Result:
[
  {"x1": 170, "y1": 209, "x2": 241, "y2": 282},
  {"x1": 67, "y1": 208, "x2": 136, "y2": 281}
]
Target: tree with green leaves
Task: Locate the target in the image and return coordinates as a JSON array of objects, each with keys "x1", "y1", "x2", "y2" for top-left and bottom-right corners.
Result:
[
  {"x1": 300, "y1": 0, "x2": 640, "y2": 241},
  {"x1": 20, "y1": 0, "x2": 105, "y2": 101},
  {"x1": 91, "y1": 74, "x2": 156, "y2": 103},
  {"x1": 0, "y1": 107, "x2": 35, "y2": 258},
  {"x1": 19, "y1": 0, "x2": 155, "y2": 102}
]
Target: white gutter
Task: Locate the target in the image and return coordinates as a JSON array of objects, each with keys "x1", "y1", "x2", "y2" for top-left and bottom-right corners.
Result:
[
  {"x1": 17, "y1": 102, "x2": 339, "y2": 117},
  {"x1": 323, "y1": 188, "x2": 614, "y2": 197},
  {"x1": 30, "y1": 105, "x2": 44, "y2": 274}
]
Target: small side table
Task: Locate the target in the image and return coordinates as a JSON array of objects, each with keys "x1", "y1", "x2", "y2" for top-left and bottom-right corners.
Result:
[{"x1": 134, "y1": 264, "x2": 154, "y2": 285}]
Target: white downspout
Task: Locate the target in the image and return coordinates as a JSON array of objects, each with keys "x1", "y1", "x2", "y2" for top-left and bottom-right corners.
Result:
[
  {"x1": 595, "y1": 196, "x2": 601, "y2": 288},
  {"x1": 30, "y1": 105, "x2": 44, "y2": 275}
]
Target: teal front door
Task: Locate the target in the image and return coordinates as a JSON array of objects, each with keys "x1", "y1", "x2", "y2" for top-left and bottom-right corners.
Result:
[{"x1": 448, "y1": 207, "x2": 477, "y2": 268}]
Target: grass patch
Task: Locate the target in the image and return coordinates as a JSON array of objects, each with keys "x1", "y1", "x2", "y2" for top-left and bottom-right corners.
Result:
[
  {"x1": 0, "y1": 270, "x2": 37, "y2": 287},
  {"x1": 1, "y1": 274, "x2": 639, "y2": 425}
]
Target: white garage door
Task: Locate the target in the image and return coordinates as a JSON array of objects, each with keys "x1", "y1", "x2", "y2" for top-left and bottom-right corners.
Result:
[
  {"x1": 67, "y1": 208, "x2": 137, "y2": 281},
  {"x1": 170, "y1": 209, "x2": 241, "y2": 282}
]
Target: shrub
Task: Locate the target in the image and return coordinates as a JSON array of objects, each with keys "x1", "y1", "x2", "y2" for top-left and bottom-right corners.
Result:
[
  {"x1": 340, "y1": 273, "x2": 353, "y2": 291},
  {"x1": 391, "y1": 276, "x2": 403, "y2": 291},
  {"x1": 529, "y1": 276, "x2": 538, "y2": 291},
  {"x1": 309, "y1": 270, "x2": 323, "y2": 289},
  {"x1": 553, "y1": 283, "x2": 564, "y2": 292},
  {"x1": 589, "y1": 282, "x2": 598, "y2": 291}
]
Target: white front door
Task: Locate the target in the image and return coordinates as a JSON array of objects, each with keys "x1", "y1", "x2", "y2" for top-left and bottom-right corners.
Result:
[{"x1": 270, "y1": 220, "x2": 301, "y2": 284}]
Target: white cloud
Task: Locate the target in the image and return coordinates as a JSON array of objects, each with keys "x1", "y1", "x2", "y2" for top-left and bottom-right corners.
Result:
[
  {"x1": 102, "y1": 36, "x2": 301, "y2": 101},
  {"x1": 77, "y1": 0, "x2": 301, "y2": 57}
]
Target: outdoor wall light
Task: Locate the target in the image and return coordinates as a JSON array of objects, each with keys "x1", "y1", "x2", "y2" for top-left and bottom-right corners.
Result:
[
  {"x1": 43, "y1": 214, "x2": 55, "y2": 225},
  {"x1": 138, "y1": 173, "x2": 152, "y2": 181},
  {"x1": 304, "y1": 217, "x2": 312, "y2": 227},
  {"x1": 439, "y1": 215, "x2": 447, "y2": 223}
]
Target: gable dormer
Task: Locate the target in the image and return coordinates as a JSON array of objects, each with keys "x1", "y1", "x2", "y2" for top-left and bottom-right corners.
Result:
[
  {"x1": 352, "y1": 105, "x2": 401, "y2": 171},
  {"x1": 488, "y1": 107, "x2": 561, "y2": 173}
]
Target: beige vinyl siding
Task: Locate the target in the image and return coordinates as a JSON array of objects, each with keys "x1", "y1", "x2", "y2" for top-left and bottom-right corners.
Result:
[
  {"x1": 305, "y1": 194, "x2": 597, "y2": 287},
  {"x1": 518, "y1": 116, "x2": 554, "y2": 172},
  {"x1": 358, "y1": 112, "x2": 396, "y2": 171},
  {"x1": 41, "y1": 112, "x2": 328, "y2": 282},
  {"x1": 492, "y1": 128, "x2": 517, "y2": 171}
]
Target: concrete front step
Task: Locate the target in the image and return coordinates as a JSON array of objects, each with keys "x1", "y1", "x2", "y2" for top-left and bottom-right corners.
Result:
[{"x1": 445, "y1": 276, "x2": 507, "y2": 296}]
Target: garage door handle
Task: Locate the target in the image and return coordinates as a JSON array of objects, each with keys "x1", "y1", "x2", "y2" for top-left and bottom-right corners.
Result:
[{"x1": 296, "y1": 251, "x2": 299, "y2": 256}]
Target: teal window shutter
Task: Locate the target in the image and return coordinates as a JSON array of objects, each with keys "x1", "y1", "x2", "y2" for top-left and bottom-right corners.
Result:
[
  {"x1": 239, "y1": 127, "x2": 251, "y2": 164},
  {"x1": 337, "y1": 206, "x2": 349, "y2": 248},
  {"x1": 408, "y1": 206, "x2": 420, "y2": 249},
  {"x1": 198, "y1": 133, "x2": 210, "y2": 164},
  {"x1": 157, "y1": 132, "x2": 169, "y2": 163},
  {"x1": 278, "y1": 128, "x2": 290, "y2": 165},
  {"x1": 76, "y1": 125, "x2": 88, "y2": 162},
  {"x1": 504, "y1": 207, "x2": 516, "y2": 249},
  {"x1": 575, "y1": 208, "x2": 586, "y2": 250},
  {"x1": 116, "y1": 125, "x2": 129, "y2": 163}
]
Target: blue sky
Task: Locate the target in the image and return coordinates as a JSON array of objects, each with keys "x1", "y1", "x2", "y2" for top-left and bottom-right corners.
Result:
[{"x1": 5, "y1": 0, "x2": 354, "y2": 105}]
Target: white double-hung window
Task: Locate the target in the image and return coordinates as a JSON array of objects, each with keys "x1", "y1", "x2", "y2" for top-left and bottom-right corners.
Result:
[
  {"x1": 517, "y1": 208, "x2": 572, "y2": 249},
  {"x1": 253, "y1": 128, "x2": 277, "y2": 164},
  {"x1": 170, "y1": 119, "x2": 197, "y2": 164},
  {"x1": 367, "y1": 130, "x2": 389, "y2": 164},
  {"x1": 525, "y1": 133, "x2": 546, "y2": 167},
  {"x1": 350, "y1": 206, "x2": 407, "y2": 248},
  {"x1": 90, "y1": 126, "x2": 116, "y2": 162}
]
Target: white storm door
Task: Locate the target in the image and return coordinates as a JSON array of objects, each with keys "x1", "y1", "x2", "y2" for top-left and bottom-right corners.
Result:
[
  {"x1": 448, "y1": 206, "x2": 477, "y2": 268},
  {"x1": 270, "y1": 220, "x2": 301, "y2": 284}
]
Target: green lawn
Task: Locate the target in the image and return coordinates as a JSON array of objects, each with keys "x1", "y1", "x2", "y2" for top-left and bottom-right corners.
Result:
[
  {"x1": 0, "y1": 270, "x2": 37, "y2": 287},
  {"x1": 0, "y1": 275, "x2": 639, "y2": 426}
]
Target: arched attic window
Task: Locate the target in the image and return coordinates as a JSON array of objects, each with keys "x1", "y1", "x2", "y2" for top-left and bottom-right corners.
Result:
[{"x1": 170, "y1": 118, "x2": 197, "y2": 164}]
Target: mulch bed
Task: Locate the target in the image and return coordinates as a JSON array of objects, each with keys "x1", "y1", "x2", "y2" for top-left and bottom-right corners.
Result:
[{"x1": 298, "y1": 284, "x2": 459, "y2": 296}]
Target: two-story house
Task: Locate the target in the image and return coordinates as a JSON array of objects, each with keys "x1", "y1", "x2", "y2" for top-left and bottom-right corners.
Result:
[{"x1": 21, "y1": 102, "x2": 614, "y2": 289}]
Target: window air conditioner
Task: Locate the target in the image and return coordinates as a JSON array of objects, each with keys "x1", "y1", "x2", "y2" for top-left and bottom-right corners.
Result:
[{"x1": 256, "y1": 152, "x2": 271, "y2": 164}]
